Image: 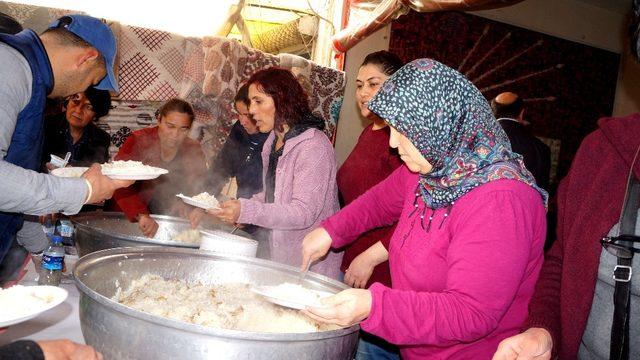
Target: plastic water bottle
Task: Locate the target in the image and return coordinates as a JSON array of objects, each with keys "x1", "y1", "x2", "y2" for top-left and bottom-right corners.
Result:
[
  {"x1": 55, "y1": 218, "x2": 75, "y2": 246},
  {"x1": 38, "y1": 235, "x2": 65, "y2": 286},
  {"x1": 43, "y1": 217, "x2": 55, "y2": 238}
]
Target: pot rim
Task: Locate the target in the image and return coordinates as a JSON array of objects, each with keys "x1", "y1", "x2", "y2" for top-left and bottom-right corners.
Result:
[{"x1": 71, "y1": 212, "x2": 253, "y2": 248}]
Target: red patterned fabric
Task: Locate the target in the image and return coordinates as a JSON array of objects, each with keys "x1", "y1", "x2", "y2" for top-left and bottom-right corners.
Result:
[
  {"x1": 117, "y1": 26, "x2": 196, "y2": 101},
  {"x1": 0, "y1": 2, "x2": 345, "y2": 163},
  {"x1": 119, "y1": 52, "x2": 160, "y2": 99},
  {"x1": 201, "y1": 38, "x2": 345, "y2": 154}
]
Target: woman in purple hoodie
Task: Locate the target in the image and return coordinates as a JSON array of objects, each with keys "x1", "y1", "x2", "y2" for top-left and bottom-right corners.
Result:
[
  {"x1": 210, "y1": 68, "x2": 342, "y2": 279},
  {"x1": 301, "y1": 59, "x2": 548, "y2": 359}
]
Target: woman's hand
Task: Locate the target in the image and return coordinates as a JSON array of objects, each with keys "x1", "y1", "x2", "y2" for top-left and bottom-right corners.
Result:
[
  {"x1": 137, "y1": 214, "x2": 159, "y2": 238},
  {"x1": 344, "y1": 241, "x2": 388, "y2": 288},
  {"x1": 188, "y1": 207, "x2": 205, "y2": 228},
  {"x1": 302, "y1": 288, "x2": 372, "y2": 327},
  {"x1": 492, "y1": 327, "x2": 553, "y2": 360},
  {"x1": 208, "y1": 200, "x2": 240, "y2": 224},
  {"x1": 345, "y1": 252, "x2": 376, "y2": 289},
  {"x1": 300, "y1": 227, "x2": 333, "y2": 272}
]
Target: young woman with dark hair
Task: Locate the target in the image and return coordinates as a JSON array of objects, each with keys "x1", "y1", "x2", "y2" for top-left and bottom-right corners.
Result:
[
  {"x1": 110, "y1": 98, "x2": 206, "y2": 238},
  {"x1": 209, "y1": 67, "x2": 343, "y2": 279},
  {"x1": 206, "y1": 83, "x2": 267, "y2": 199}
]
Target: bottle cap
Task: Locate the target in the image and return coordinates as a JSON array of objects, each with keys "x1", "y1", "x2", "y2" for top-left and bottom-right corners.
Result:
[{"x1": 51, "y1": 235, "x2": 63, "y2": 243}]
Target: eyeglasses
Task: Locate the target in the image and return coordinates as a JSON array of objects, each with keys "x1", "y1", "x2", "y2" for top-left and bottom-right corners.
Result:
[{"x1": 600, "y1": 234, "x2": 640, "y2": 259}]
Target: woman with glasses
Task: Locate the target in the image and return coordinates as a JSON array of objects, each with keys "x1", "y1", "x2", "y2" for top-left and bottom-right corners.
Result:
[
  {"x1": 494, "y1": 114, "x2": 640, "y2": 360},
  {"x1": 41, "y1": 86, "x2": 111, "y2": 170}
]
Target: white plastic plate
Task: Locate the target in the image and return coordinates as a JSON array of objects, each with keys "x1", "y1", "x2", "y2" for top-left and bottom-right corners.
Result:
[
  {"x1": 252, "y1": 285, "x2": 332, "y2": 310},
  {"x1": 176, "y1": 194, "x2": 220, "y2": 210},
  {"x1": 0, "y1": 286, "x2": 68, "y2": 327},
  {"x1": 101, "y1": 166, "x2": 168, "y2": 180}
]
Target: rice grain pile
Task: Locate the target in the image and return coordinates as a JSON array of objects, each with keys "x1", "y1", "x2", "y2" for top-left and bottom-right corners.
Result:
[
  {"x1": 112, "y1": 274, "x2": 338, "y2": 333},
  {"x1": 102, "y1": 160, "x2": 161, "y2": 173}
]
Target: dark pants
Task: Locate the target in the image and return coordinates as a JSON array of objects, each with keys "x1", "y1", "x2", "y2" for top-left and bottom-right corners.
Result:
[
  {"x1": 355, "y1": 331, "x2": 400, "y2": 360},
  {"x1": 0, "y1": 236, "x2": 28, "y2": 287}
]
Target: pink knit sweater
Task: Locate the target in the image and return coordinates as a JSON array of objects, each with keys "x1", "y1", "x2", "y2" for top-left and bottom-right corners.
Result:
[
  {"x1": 323, "y1": 166, "x2": 546, "y2": 359},
  {"x1": 238, "y1": 128, "x2": 343, "y2": 279}
]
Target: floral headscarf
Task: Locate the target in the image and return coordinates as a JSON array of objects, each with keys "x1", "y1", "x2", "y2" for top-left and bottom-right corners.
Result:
[{"x1": 368, "y1": 58, "x2": 548, "y2": 209}]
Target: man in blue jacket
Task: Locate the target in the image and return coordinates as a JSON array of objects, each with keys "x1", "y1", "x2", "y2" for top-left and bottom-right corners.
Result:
[
  {"x1": 0, "y1": 14, "x2": 132, "y2": 263},
  {"x1": 0, "y1": 14, "x2": 132, "y2": 360}
]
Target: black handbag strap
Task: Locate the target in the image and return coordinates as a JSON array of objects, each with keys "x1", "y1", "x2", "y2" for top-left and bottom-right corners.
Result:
[{"x1": 610, "y1": 175, "x2": 640, "y2": 360}]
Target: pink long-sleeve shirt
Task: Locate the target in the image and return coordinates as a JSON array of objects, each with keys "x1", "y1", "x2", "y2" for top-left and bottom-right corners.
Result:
[{"x1": 322, "y1": 165, "x2": 546, "y2": 359}]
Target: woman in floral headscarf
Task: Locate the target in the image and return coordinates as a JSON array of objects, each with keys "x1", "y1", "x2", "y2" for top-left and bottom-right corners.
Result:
[{"x1": 301, "y1": 59, "x2": 548, "y2": 359}]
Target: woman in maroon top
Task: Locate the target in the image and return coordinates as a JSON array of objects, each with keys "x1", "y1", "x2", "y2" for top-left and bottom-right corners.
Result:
[
  {"x1": 336, "y1": 51, "x2": 403, "y2": 359},
  {"x1": 110, "y1": 98, "x2": 206, "y2": 238}
]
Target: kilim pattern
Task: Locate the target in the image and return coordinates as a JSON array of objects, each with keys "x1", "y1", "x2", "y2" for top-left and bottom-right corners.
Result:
[
  {"x1": 131, "y1": 26, "x2": 171, "y2": 52},
  {"x1": 160, "y1": 47, "x2": 184, "y2": 82},
  {"x1": 201, "y1": 36, "x2": 345, "y2": 156},
  {"x1": 0, "y1": 2, "x2": 77, "y2": 31},
  {"x1": 148, "y1": 81, "x2": 178, "y2": 101},
  {"x1": 183, "y1": 40, "x2": 204, "y2": 83},
  {"x1": 118, "y1": 52, "x2": 160, "y2": 99},
  {"x1": 117, "y1": 33, "x2": 137, "y2": 60},
  {"x1": 0, "y1": 2, "x2": 345, "y2": 163}
]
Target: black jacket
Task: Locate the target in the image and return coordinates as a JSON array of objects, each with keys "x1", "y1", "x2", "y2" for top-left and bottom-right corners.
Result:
[
  {"x1": 41, "y1": 113, "x2": 111, "y2": 171},
  {"x1": 0, "y1": 340, "x2": 43, "y2": 360},
  {"x1": 207, "y1": 121, "x2": 268, "y2": 199},
  {"x1": 498, "y1": 118, "x2": 551, "y2": 190}
]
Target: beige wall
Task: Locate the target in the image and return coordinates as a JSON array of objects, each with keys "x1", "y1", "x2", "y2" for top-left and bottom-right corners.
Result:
[{"x1": 335, "y1": 0, "x2": 640, "y2": 164}]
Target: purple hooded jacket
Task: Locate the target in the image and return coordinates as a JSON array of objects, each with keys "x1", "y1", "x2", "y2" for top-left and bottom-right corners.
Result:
[{"x1": 238, "y1": 128, "x2": 343, "y2": 279}]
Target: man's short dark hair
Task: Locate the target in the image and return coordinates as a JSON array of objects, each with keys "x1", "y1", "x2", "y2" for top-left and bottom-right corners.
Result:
[
  {"x1": 491, "y1": 96, "x2": 523, "y2": 119},
  {"x1": 41, "y1": 26, "x2": 105, "y2": 69},
  {"x1": 42, "y1": 25, "x2": 92, "y2": 49}
]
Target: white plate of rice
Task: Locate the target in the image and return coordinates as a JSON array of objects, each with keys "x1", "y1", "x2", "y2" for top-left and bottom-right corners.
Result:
[
  {"x1": 176, "y1": 192, "x2": 220, "y2": 210},
  {"x1": 50, "y1": 167, "x2": 89, "y2": 178},
  {"x1": 101, "y1": 160, "x2": 168, "y2": 180},
  {"x1": 252, "y1": 283, "x2": 333, "y2": 310},
  {"x1": 0, "y1": 285, "x2": 68, "y2": 327}
]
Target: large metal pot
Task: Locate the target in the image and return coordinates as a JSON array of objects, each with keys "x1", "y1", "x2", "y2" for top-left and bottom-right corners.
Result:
[
  {"x1": 72, "y1": 212, "x2": 253, "y2": 257},
  {"x1": 74, "y1": 247, "x2": 359, "y2": 359}
]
